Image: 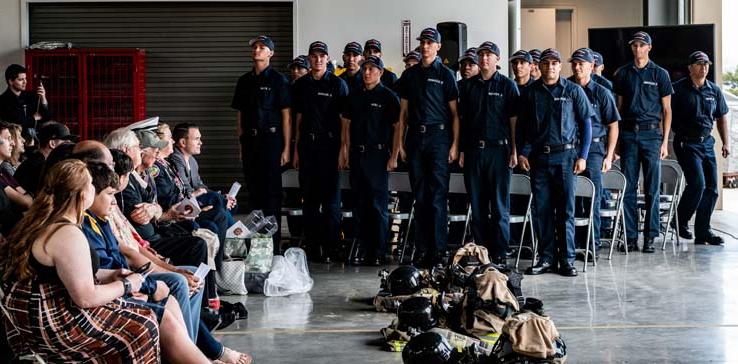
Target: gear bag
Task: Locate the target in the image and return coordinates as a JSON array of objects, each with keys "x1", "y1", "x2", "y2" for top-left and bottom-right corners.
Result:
[{"x1": 461, "y1": 266, "x2": 520, "y2": 336}]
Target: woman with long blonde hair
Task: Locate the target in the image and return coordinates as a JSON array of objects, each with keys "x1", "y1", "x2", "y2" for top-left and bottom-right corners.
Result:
[{"x1": 1, "y1": 159, "x2": 209, "y2": 363}]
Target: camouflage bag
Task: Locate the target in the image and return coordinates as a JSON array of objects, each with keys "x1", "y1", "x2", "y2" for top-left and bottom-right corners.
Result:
[{"x1": 243, "y1": 235, "x2": 273, "y2": 273}]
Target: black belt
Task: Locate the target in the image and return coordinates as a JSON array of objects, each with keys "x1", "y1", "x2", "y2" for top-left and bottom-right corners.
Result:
[
  {"x1": 411, "y1": 124, "x2": 446, "y2": 133},
  {"x1": 621, "y1": 122, "x2": 659, "y2": 132},
  {"x1": 542, "y1": 143, "x2": 576, "y2": 154},
  {"x1": 477, "y1": 139, "x2": 508, "y2": 149},
  {"x1": 247, "y1": 127, "x2": 278, "y2": 137},
  {"x1": 351, "y1": 144, "x2": 386, "y2": 152},
  {"x1": 678, "y1": 134, "x2": 710, "y2": 143},
  {"x1": 592, "y1": 137, "x2": 602, "y2": 143},
  {"x1": 305, "y1": 131, "x2": 335, "y2": 141}
]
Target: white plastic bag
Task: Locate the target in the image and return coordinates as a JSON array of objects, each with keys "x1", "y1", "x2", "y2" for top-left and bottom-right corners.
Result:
[{"x1": 264, "y1": 248, "x2": 313, "y2": 297}]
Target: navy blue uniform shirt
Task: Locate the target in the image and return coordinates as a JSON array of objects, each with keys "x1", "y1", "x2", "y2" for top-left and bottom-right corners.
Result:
[
  {"x1": 381, "y1": 69, "x2": 398, "y2": 89},
  {"x1": 344, "y1": 82, "x2": 400, "y2": 146},
  {"x1": 517, "y1": 77, "x2": 593, "y2": 159},
  {"x1": 515, "y1": 77, "x2": 536, "y2": 93},
  {"x1": 671, "y1": 77, "x2": 729, "y2": 136},
  {"x1": 397, "y1": 57, "x2": 458, "y2": 126},
  {"x1": 613, "y1": 60, "x2": 673, "y2": 124},
  {"x1": 568, "y1": 77, "x2": 620, "y2": 139},
  {"x1": 293, "y1": 71, "x2": 349, "y2": 136},
  {"x1": 592, "y1": 73, "x2": 613, "y2": 92},
  {"x1": 231, "y1": 65, "x2": 291, "y2": 130},
  {"x1": 340, "y1": 70, "x2": 362, "y2": 91},
  {"x1": 458, "y1": 71, "x2": 520, "y2": 151}
]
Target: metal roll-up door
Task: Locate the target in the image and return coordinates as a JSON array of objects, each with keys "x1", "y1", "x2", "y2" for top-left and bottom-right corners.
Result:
[{"x1": 30, "y1": 2, "x2": 294, "y2": 191}]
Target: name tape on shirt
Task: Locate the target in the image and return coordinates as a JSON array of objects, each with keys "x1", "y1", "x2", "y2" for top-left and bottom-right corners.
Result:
[
  {"x1": 427, "y1": 78, "x2": 444, "y2": 85},
  {"x1": 370, "y1": 103, "x2": 384, "y2": 109},
  {"x1": 705, "y1": 97, "x2": 715, "y2": 101},
  {"x1": 488, "y1": 92, "x2": 503, "y2": 97},
  {"x1": 317, "y1": 92, "x2": 333, "y2": 97},
  {"x1": 260, "y1": 86, "x2": 271, "y2": 91},
  {"x1": 643, "y1": 81, "x2": 658, "y2": 86},
  {"x1": 554, "y1": 97, "x2": 570, "y2": 102}
]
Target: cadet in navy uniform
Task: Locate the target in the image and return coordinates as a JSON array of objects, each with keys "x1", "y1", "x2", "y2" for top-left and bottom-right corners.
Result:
[
  {"x1": 458, "y1": 41, "x2": 519, "y2": 265},
  {"x1": 340, "y1": 42, "x2": 364, "y2": 90},
  {"x1": 613, "y1": 31, "x2": 673, "y2": 253},
  {"x1": 517, "y1": 48, "x2": 593, "y2": 277},
  {"x1": 510, "y1": 50, "x2": 535, "y2": 92},
  {"x1": 458, "y1": 48, "x2": 480, "y2": 80},
  {"x1": 390, "y1": 27, "x2": 460, "y2": 268},
  {"x1": 231, "y1": 35, "x2": 291, "y2": 237},
  {"x1": 591, "y1": 51, "x2": 614, "y2": 92},
  {"x1": 339, "y1": 56, "x2": 400, "y2": 266},
  {"x1": 529, "y1": 49, "x2": 542, "y2": 80},
  {"x1": 363, "y1": 39, "x2": 399, "y2": 88},
  {"x1": 403, "y1": 51, "x2": 421, "y2": 70},
  {"x1": 568, "y1": 48, "x2": 620, "y2": 251},
  {"x1": 672, "y1": 51, "x2": 729, "y2": 246},
  {"x1": 292, "y1": 41, "x2": 350, "y2": 263}
]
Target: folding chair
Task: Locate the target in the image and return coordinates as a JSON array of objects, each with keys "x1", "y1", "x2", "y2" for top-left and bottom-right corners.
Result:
[
  {"x1": 659, "y1": 162, "x2": 683, "y2": 250},
  {"x1": 388, "y1": 172, "x2": 416, "y2": 264},
  {"x1": 339, "y1": 170, "x2": 360, "y2": 262},
  {"x1": 601, "y1": 170, "x2": 628, "y2": 259},
  {"x1": 447, "y1": 173, "x2": 472, "y2": 248},
  {"x1": 280, "y1": 169, "x2": 304, "y2": 251},
  {"x1": 574, "y1": 176, "x2": 597, "y2": 272},
  {"x1": 511, "y1": 174, "x2": 537, "y2": 270}
]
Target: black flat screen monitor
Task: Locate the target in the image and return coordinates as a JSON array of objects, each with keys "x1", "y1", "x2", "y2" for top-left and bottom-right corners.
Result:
[{"x1": 588, "y1": 24, "x2": 715, "y2": 83}]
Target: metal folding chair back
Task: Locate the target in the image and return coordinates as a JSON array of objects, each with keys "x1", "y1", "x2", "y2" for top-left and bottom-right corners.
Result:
[
  {"x1": 601, "y1": 170, "x2": 628, "y2": 259},
  {"x1": 447, "y1": 173, "x2": 471, "y2": 247},
  {"x1": 512, "y1": 174, "x2": 537, "y2": 270},
  {"x1": 575, "y1": 176, "x2": 597, "y2": 271},
  {"x1": 660, "y1": 162, "x2": 683, "y2": 249},
  {"x1": 388, "y1": 172, "x2": 416, "y2": 264}
]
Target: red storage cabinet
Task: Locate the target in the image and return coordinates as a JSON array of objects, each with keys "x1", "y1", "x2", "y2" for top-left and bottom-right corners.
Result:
[{"x1": 25, "y1": 48, "x2": 145, "y2": 140}]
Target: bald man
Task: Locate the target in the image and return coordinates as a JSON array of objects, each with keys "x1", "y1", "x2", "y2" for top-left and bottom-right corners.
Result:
[{"x1": 73, "y1": 140, "x2": 114, "y2": 168}]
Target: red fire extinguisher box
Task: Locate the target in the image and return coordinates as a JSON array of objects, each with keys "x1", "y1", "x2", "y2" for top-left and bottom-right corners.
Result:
[{"x1": 25, "y1": 48, "x2": 145, "y2": 140}]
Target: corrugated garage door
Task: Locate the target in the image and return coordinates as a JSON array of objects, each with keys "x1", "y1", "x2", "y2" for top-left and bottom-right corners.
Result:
[{"x1": 29, "y1": 2, "x2": 293, "y2": 192}]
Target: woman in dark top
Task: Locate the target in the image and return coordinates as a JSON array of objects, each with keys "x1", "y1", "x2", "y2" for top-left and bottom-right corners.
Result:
[{"x1": 0, "y1": 159, "x2": 209, "y2": 363}]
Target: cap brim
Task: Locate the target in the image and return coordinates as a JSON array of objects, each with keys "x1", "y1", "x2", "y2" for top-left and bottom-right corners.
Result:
[
  {"x1": 249, "y1": 40, "x2": 272, "y2": 49},
  {"x1": 628, "y1": 39, "x2": 650, "y2": 45},
  {"x1": 691, "y1": 60, "x2": 713, "y2": 65},
  {"x1": 416, "y1": 36, "x2": 439, "y2": 42},
  {"x1": 568, "y1": 57, "x2": 592, "y2": 63},
  {"x1": 509, "y1": 56, "x2": 530, "y2": 62}
]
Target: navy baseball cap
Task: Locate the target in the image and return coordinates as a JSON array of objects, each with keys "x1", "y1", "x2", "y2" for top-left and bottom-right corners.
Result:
[
  {"x1": 592, "y1": 51, "x2": 604, "y2": 67},
  {"x1": 362, "y1": 55, "x2": 384, "y2": 70},
  {"x1": 249, "y1": 35, "x2": 275, "y2": 50},
  {"x1": 364, "y1": 39, "x2": 382, "y2": 52},
  {"x1": 689, "y1": 51, "x2": 712, "y2": 65},
  {"x1": 629, "y1": 31, "x2": 652, "y2": 45},
  {"x1": 404, "y1": 51, "x2": 421, "y2": 63},
  {"x1": 477, "y1": 41, "x2": 500, "y2": 57},
  {"x1": 417, "y1": 28, "x2": 441, "y2": 43},
  {"x1": 459, "y1": 48, "x2": 479, "y2": 64},
  {"x1": 309, "y1": 41, "x2": 329, "y2": 55},
  {"x1": 343, "y1": 42, "x2": 363, "y2": 55},
  {"x1": 529, "y1": 49, "x2": 542, "y2": 63},
  {"x1": 568, "y1": 48, "x2": 594, "y2": 63},
  {"x1": 288, "y1": 55, "x2": 310, "y2": 70},
  {"x1": 540, "y1": 48, "x2": 562, "y2": 62},
  {"x1": 510, "y1": 50, "x2": 533, "y2": 64}
]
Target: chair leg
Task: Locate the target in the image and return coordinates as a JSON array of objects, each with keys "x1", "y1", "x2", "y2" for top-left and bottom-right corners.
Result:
[
  {"x1": 529, "y1": 211, "x2": 538, "y2": 267},
  {"x1": 583, "y1": 218, "x2": 592, "y2": 272},
  {"x1": 515, "y1": 218, "x2": 527, "y2": 270}
]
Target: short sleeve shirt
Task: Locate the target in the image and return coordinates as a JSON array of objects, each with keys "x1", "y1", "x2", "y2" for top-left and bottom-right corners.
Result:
[
  {"x1": 231, "y1": 66, "x2": 291, "y2": 130},
  {"x1": 343, "y1": 83, "x2": 400, "y2": 146},
  {"x1": 613, "y1": 60, "x2": 673, "y2": 124},
  {"x1": 293, "y1": 71, "x2": 349, "y2": 136},
  {"x1": 671, "y1": 77, "x2": 729, "y2": 136},
  {"x1": 458, "y1": 72, "x2": 520, "y2": 150},
  {"x1": 397, "y1": 57, "x2": 458, "y2": 126},
  {"x1": 569, "y1": 77, "x2": 621, "y2": 139}
]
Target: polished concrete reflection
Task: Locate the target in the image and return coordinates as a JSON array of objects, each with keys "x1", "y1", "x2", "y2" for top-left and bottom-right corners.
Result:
[{"x1": 218, "y1": 210, "x2": 738, "y2": 363}]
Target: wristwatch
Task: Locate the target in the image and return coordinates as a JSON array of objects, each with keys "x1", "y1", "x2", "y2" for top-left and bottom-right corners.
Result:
[{"x1": 122, "y1": 278, "x2": 132, "y2": 296}]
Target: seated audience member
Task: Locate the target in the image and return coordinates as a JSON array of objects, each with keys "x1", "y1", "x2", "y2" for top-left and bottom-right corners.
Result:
[
  {"x1": 14, "y1": 122, "x2": 78, "y2": 194},
  {"x1": 0, "y1": 159, "x2": 209, "y2": 363},
  {"x1": 0, "y1": 124, "x2": 24, "y2": 176},
  {"x1": 169, "y1": 122, "x2": 237, "y2": 214},
  {"x1": 152, "y1": 124, "x2": 231, "y2": 263},
  {"x1": 73, "y1": 139, "x2": 115, "y2": 168},
  {"x1": 0, "y1": 122, "x2": 32, "y2": 214}
]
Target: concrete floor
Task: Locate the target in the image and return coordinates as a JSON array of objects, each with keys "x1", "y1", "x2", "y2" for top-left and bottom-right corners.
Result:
[{"x1": 218, "y1": 210, "x2": 738, "y2": 363}]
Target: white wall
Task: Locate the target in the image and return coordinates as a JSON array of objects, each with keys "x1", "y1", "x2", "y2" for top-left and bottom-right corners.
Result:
[
  {"x1": 522, "y1": 0, "x2": 643, "y2": 49},
  {"x1": 297, "y1": 0, "x2": 509, "y2": 73},
  {"x1": 0, "y1": 0, "x2": 22, "y2": 68}
]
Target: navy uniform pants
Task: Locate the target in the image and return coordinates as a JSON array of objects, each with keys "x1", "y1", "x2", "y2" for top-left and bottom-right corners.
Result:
[
  {"x1": 406, "y1": 126, "x2": 450, "y2": 259},
  {"x1": 619, "y1": 128, "x2": 662, "y2": 240},
  {"x1": 463, "y1": 144, "x2": 511, "y2": 258},
  {"x1": 349, "y1": 148, "x2": 390, "y2": 258},
  {"x1": 241, "y1": 131, "x2": 283, "y2": 230},
  {"x1": 530, "y1": 149, "x2": 577, "y2": 265},
  {"x1": 674, "y1": 135, "x2": 719, "y2": 239},
  {"x1": 298, "y1": 134, "x2": 342, "y2": 252}
]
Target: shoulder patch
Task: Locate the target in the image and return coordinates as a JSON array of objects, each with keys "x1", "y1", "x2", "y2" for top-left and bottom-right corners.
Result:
[{"x1": 148, "y1": 166, "x2": 160, "y2": 178}]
